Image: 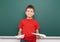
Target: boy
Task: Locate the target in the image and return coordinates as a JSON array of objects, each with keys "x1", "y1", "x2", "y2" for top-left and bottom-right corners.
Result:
[{"x1": 17, "y1": 5, "x2": 40, "y2": 42}]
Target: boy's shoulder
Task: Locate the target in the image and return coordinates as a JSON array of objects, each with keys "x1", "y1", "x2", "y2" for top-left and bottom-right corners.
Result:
[
  {"x1": 20, "y1": 18, "x2": 26, "y2": 21},
  {"x1": 32, "y1": 18, "x2": 38, "y2": 21},
  {"x1": 20, "y1": 18, "x2": 38, "y2": 22}
]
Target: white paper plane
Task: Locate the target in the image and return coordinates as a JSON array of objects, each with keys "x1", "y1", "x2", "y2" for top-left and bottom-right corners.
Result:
[
  {"x1": 15, "y1": 34, "x2": 25, "y2": 38},
  {"x1": 32, "y1": 33, "x2": 46, "y2": 37}
]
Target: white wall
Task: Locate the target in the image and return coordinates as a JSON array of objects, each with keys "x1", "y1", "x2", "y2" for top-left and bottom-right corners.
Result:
[{"x1": 0, "y1": 36, "x2": 60, "y2": 42}]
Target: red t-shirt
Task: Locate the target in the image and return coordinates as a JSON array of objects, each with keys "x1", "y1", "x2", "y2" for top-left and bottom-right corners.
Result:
[{"x1": 18, "y1": 18, "x2": 40, "y2": 41}]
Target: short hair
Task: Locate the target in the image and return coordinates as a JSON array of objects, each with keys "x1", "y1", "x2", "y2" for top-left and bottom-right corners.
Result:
[{"x1": 25, "y1": 5, "x2": 35, "y2": 12}]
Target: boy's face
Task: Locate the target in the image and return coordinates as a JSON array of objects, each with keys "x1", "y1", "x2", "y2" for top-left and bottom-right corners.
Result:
[{"x1": 25, "y1": 8, "x2": 34, "y2": 17}]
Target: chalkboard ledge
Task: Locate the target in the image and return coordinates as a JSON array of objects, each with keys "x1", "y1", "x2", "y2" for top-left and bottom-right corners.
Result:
[{"x1": 0, "y1": 36, "x2": 60, "y2": 39}]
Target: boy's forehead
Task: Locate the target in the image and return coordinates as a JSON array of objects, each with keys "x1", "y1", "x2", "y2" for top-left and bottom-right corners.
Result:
[{"x1": 26, "y1": 8, "x2": 34, "y2": 11}]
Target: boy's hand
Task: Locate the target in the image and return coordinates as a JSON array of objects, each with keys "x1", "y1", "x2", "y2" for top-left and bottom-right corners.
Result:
[
  {"x1": 16, "y1": 34, "x2": 24, "y2": 40},
  {"x1": 36, "y1": 35, "x2": 41, "y2": 39},
  {"x1": 16, "y1": 38, "x2": 21, "y2": 40},
  {"x1": 32, "y1": 32, "x2": 41, "y2": 39},
  {"x1": 36, "y1": 33, "x2": 41, "y2": 39},
  {"x1": 16, "y1": 35, "x2": 21, "y2": 40}
]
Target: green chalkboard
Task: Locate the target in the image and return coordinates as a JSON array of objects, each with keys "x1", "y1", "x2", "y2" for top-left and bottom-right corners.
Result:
[{"x1": 0, "y1": 0, "x2": 60, "y2": 36}]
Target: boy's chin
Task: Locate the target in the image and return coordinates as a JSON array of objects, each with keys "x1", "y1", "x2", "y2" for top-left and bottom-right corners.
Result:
[{"x1": 27, "y1": 16, "x2": 33, "y2": 18}]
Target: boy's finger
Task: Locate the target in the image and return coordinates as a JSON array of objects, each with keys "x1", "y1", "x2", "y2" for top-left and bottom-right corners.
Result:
[
  {"x1": 36, "y1": 35, "x2": 41, "y2": 39},
  {"x1": 16, "y1": 38, "x2": 21, "y2": 40}
]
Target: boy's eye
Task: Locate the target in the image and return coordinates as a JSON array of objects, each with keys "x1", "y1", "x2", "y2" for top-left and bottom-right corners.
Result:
[
  {"x1": 27, "y1": 10, "x2": 29, "y2": 12},
  {"x1": 31, "y1": 11, "x2": 33, "y2": 12}
]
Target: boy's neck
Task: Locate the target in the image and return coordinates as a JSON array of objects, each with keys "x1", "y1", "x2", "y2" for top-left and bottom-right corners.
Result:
[{"x1": 26, "y1": 17, "x2": 33, "y2": 19}]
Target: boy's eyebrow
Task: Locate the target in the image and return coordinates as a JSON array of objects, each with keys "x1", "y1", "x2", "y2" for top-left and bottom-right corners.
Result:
[{"x1": 25, "y1": 8, "x2": 35, "y2": 12}]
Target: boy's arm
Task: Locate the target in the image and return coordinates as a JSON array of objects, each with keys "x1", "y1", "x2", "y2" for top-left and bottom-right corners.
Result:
[
  {"x1": 36, "y1": 29, "x2": 41, "y2": 39},
  {"x1": 17, "y1": 28, "x2": 22, "y2": 40},
  {"x1": 36, "y1": 29, "x2": 40, "y2": 34},
  {"x1": 17, "y1": 28, "x2": 22, "y2": 35}
]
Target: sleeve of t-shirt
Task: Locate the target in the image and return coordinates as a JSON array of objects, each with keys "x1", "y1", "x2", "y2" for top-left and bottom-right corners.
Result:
[
  {"x1": 18, "y1": 20, "x2": 23, "y2": 29},
  {"x1": 35, "y1": 20, "x2": 40, "y2": 30}
]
